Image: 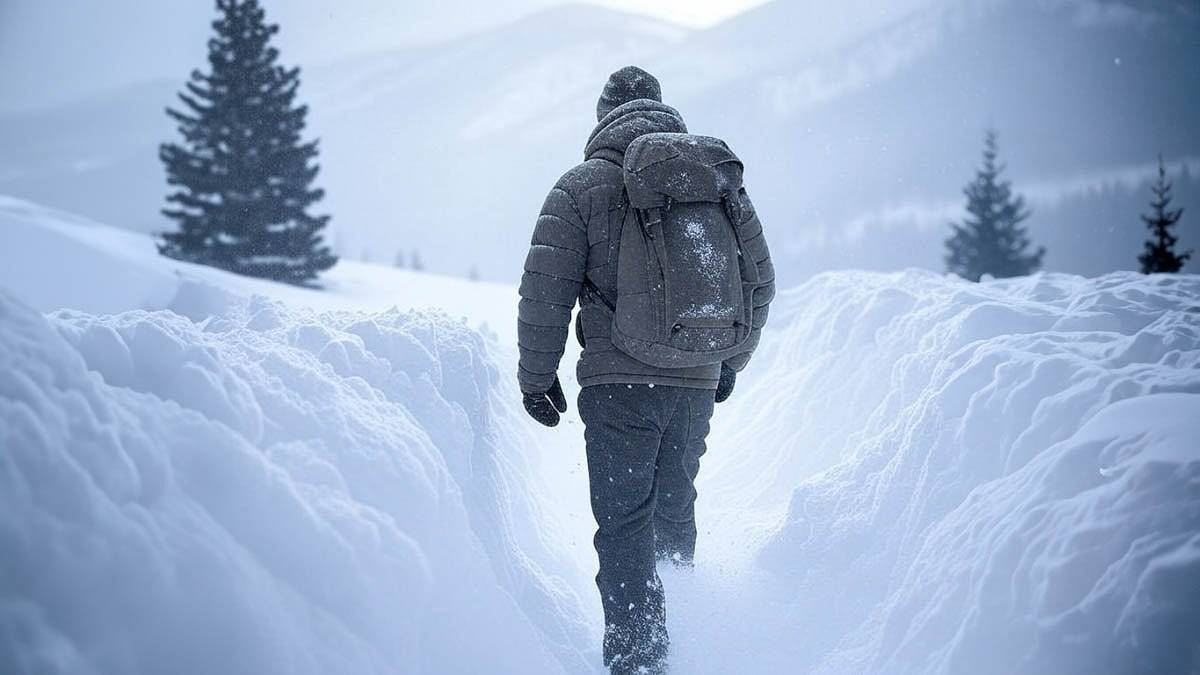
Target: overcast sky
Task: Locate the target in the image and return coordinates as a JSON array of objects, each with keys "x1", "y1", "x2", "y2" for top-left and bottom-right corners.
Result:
[
  {"x1": 0, "y1": 0, "x2": 771, "y2": 113},
  {"x1": 593, "y1": 0, "x2": 770, "y2": 25}
]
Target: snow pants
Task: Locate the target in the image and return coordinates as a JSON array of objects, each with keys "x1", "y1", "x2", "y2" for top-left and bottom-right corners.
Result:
[{"x1": 578, "y1": 383, "x2": 715, "y2": 674}]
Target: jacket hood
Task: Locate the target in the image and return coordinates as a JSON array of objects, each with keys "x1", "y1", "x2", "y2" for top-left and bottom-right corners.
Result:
[{"x1": 584, "y1": 99, "x2": 687, "y2": 165}]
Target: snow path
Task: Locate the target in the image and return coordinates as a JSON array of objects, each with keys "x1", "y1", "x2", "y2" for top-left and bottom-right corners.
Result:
[{"x1": 3, "y1": 196, "x2": 1199, "y2": 673}]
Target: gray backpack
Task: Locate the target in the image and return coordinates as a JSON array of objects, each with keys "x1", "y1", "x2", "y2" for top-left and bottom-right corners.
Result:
[{"x1": 586, "y1": 132, "x2": 761, "y2": 369}]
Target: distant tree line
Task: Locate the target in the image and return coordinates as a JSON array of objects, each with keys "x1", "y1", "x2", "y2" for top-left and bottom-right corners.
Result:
[
  {"x1": 393, "y1": 250, "x2": 424, "y2": 271},
  {"x1": 945, "y1": 131, "x2": 1190, "y2": 281}
]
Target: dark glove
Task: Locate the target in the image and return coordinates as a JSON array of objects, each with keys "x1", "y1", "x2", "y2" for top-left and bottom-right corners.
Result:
[
  {"x1": 715, "y1": 364, "x2": 736, "y2": 403},
  {"x1": 523, "y1": 376, "x2": 568, "y2": 427}
]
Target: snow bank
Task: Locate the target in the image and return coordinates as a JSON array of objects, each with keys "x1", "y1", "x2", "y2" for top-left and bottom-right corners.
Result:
[
  {"x1": 0, "y1": 286, "x2": 593, "y2": 674},
  {"x1": 685, "y1": 270, "x2": 1200, "y2": 674}
]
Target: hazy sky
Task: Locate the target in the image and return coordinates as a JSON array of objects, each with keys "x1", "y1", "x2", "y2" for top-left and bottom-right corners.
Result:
[
  {"x1": 598, "y1": 0, "x2": 770, "y2": 26},
  {"x1": 0, "y1": 0, "x2": 769, "y2": 113}
]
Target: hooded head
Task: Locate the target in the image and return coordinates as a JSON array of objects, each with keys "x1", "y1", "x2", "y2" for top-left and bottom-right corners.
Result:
[{"x1": 596, "y1": 66, "x2": 662, "y2": 121}]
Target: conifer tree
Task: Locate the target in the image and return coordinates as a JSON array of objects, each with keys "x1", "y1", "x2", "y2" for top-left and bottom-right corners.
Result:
[
  {"x1": 1138, "y1": 156, "x2": 1190, "y2": 273},
  {"x1": 945, "y1": 130, "x2": 1044, "y2": 281},
  {"x1": 159, "y1": 0, "x2": 336, "y2": 285},
  {"x1": 411, "y1": 250, "x2": 424, "y2": 272}
]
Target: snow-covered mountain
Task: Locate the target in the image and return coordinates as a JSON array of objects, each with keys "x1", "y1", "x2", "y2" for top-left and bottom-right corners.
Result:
[
  {"x1": 0, "y1": 0, "x2": 1197, "y2": 284},
  {"x1": 664, "y1": 0, "x2": 1200, "y2": 276},
  {"x1": 2, "y1": 195, "x2": 1197, "y2": 673},
  {"x1": 0, "y1": 3, "x2": 689, "y2": 277}
]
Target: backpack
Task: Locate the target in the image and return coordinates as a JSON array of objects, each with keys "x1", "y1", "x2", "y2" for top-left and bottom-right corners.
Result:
[{"x1": 585, "y1": 132, "x2": 762, "y2": 369}]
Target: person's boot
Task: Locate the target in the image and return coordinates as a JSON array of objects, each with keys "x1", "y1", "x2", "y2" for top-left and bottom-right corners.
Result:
[
  {"x1": 604, "y1": 629, "x2": 669, "y2": 674},
  {"x1": 602, "y1": 587, "x2": 669, "y2": 674}
]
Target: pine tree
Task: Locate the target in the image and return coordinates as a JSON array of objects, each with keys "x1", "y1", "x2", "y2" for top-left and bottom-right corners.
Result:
[
  {"x1": 945, "y1": 130, "x2": 1044, "y2": 281},
  {"x1": 411, "y1": 250, "x2": 424, "y2": 272},
  {"x1": 1138, "y1": 156, "x2": 1190, "y2": 273},
  {"x1": 394, "y1": 250, "x2": 406, "y2": 269},
  {"x1": 159, "y1": 0, "x2": 336, "y2": 285}
]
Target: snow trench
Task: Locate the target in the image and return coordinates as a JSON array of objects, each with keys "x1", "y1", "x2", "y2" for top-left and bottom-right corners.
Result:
[
  {"x1": 2, "y1": 266, "x2": 1199, "y2": 675},
  {"x1": 0, "y1": 288, "x2": 591, "y2": 674}
]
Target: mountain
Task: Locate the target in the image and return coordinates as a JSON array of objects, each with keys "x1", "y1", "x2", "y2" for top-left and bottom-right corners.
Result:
[
  {"x1": 0, "y1": 4, "x2": 689, "y2": 278},
  {"x1": 300, "y1": 4, "x2": 690, "y2": 274},
  {"x1": 664, "y1": 0, "x2": 1200, "y2": 277},
  {"x1": 0, "y1": 0, "x2": 1196, "y2": 283},
  {"x1": 0, "y1": 0, "x2": 566, "y2": 112}
]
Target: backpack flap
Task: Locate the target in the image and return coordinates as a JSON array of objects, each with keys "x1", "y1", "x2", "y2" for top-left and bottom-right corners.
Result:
[{"x1": 623, "y1": 133, "x2": 744, "y2": 209}]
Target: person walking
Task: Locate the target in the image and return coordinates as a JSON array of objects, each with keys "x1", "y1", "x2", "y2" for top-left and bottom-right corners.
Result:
[{"x1": 517, "y1": 65, "x2": 774, "y2": 674}]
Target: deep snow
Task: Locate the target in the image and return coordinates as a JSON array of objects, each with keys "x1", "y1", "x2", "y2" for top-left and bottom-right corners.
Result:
[
  {"x1": 679, "y1": 270, "x2": 1200, "y2": 674},
  {"x1": 2, "y1": 198, "x2": 1199, "y2": 674}
]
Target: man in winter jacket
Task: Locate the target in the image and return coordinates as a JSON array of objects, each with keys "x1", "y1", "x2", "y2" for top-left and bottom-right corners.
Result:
[{"x1": 517, "y1": 65, "x2": 774, "y2": 674}]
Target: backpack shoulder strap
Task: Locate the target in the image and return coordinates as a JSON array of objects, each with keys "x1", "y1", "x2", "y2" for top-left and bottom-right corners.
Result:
[{"x1": 582, "y1": 277, "x2": 616, "y2": 313}]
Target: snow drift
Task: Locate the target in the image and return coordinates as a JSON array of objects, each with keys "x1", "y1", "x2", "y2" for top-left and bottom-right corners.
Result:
[
  {"x1": 682, "y1": 270, "x2": 1200, "y2": 674},
  {"x1": 0, "y1": 287, "x2": 596, "y2": 674}
]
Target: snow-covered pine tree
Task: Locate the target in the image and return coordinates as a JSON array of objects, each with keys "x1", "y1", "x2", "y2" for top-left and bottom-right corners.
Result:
[
  {"x1": 945, "y1": 130, "x2": 1044, "y2": 281},
  {"x1": 411, "y1": 250, "x2": 424, "y2": 272},
  {"x1": 159, "y1": 0, "x2": 336, "y2": 285},
  {"x1": 1138, "y1": 156, "x2": 1191, "y2": 274}
]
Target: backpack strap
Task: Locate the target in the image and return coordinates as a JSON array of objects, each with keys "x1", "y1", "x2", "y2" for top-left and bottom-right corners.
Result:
[{"x1": 582, "y1": 277, "x2": 616, "y2": 314}]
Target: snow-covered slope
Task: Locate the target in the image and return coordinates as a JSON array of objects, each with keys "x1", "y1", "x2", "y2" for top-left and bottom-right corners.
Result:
[
  {"x1": 2, "y1": 198, "x2": 1198, "y2": 674},
  {"x1": 0, "y1": 194, "x2": 520, "y2": 337}
]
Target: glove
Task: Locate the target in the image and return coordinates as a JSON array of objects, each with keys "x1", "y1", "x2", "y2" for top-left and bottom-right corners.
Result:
[
  {"x1": 715, "y1": 364, "x2": 736, "y2": 403},
  {"x1": 523, "y1": 376, "x2": 568, "y2": 427}
]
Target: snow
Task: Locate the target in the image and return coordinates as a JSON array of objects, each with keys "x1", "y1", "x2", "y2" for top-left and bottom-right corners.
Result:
[
  {"x1": 681, "y1": 269, "x2": 1200, "y2": 674},
  {"x1": 0, "y1": 197, "x2": 596, "y2": 673},
  {"x1": 2, "y1": 198, "x2": 1199, "y2": 673},
  {"x1": 0, "y1": 283, "x2": 605, "y2": 672},
  {"x1": 0, "y1": 195, "x2": 519, "y2": 337}
]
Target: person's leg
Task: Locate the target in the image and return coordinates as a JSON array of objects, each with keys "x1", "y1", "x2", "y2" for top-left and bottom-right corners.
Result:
[
  {"x1": 578, "y1": 384, "x2": 671, "y2": 673},
  {"x1": 653, "y1": 388, "x2": 715, "y2": 566}
]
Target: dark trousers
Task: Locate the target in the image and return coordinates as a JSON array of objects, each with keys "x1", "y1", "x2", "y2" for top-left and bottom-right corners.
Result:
[{"x1": 578, "y1": 384, "x2": 715, "y2": 674}]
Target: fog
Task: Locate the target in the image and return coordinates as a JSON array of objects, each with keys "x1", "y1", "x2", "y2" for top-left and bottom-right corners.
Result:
[
  {"x1": 2, "y1": 0, "x2": 1196, "y2": 287},
  {"x1": 1, "y1": 3, "x2": 1198, "y2": 674}
]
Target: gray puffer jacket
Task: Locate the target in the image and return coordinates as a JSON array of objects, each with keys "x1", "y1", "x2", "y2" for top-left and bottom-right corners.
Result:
[{"x1": 517, "y1": 99, "x2": 774, "y2": 394}]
